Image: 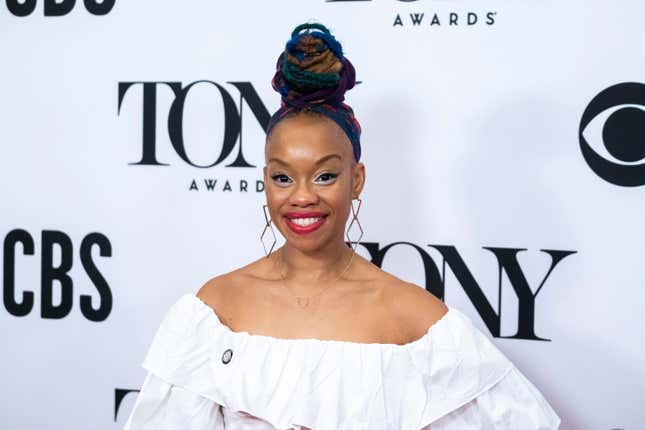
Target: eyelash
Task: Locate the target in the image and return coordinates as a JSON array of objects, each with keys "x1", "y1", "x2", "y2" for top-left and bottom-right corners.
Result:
[{"x1": 271, "y1": 172, "x2": 338, "y2": 185}]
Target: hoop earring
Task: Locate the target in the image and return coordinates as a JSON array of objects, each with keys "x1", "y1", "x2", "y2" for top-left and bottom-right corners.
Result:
[
  {"x1": 260, "y1": 204, "x2": 277, "y2": 257},
  {"x1": 345, "y1": 197, "x2": 364, "y2": 253}
]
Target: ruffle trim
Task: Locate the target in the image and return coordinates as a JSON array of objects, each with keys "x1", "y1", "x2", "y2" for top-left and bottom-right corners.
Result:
[{"x1": 141, "y1": 293, "x2": 515, "y2": 429}]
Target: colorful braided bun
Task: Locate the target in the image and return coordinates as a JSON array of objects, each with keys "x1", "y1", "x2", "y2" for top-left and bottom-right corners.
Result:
[
  {"x1": 271, "y1": 22, "x2": 356, "y2": 108},
  {"x1": 267, "y1": 22, "x2": 362, "y2": 162}
]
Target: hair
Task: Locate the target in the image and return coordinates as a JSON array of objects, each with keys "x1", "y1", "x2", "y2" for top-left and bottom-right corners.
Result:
[{"x1": 266, "y1": 22, "x2": 362, "y2": 162}]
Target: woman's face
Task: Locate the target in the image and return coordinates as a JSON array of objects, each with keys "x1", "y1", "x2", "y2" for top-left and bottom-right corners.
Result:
[{"x1": 264, "y1": 112, "x2": 365, "y2": 253}]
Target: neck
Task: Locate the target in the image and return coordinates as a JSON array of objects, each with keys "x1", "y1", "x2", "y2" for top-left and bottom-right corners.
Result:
[{"x1": 275, "y1": 239, "x2": 353, "y2": 284}]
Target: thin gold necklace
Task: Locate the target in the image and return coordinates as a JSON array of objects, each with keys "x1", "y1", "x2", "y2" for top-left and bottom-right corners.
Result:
[{"x1": 276, "y1": 248, "x2": 355, "y2": 308}]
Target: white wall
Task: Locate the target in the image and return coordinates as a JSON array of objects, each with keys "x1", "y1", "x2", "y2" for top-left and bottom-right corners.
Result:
[{"x1": 1, "y1": 1, "x2": 644, "y2": 429}]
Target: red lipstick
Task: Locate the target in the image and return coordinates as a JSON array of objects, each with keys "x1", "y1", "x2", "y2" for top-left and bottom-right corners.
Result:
[{"x1": 284, "y1": 212, "x2": 327, "y2": 235}]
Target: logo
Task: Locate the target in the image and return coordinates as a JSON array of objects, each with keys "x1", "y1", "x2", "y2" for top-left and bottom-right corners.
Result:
[
  {"x1": 118, "y1": 81, "x2": 271, "y2": 193},
  {"x1": 5, "y1": 0, "x2": 115, "y2": 16},
  {"x1": 326, "y1": 0, "x2": 497, "y2": 29},
  {"x1": 579, "y1": 82, "x2": 645, "y2": 187},
  {"x1": 3, "y1": 229, "x2": 113, "y2": 321}
]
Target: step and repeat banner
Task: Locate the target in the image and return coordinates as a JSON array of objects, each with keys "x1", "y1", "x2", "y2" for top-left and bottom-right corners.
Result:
[{"x1": 2, "y1": 1, "x2": 643, "y2": 429}]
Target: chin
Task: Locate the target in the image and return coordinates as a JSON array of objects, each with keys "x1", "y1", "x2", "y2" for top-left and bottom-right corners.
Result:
[{"x1": 283, "y1": 229, "x2": 335, "y2": 253}]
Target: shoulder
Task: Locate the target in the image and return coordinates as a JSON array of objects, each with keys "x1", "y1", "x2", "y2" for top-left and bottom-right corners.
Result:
[
  {"x1": 195, "y1": 272, "x2": 233, "y2": 309},
  {"x1": 349, "y1": 254, "x2": 449, "y2": 342},
  {"x1": 365, "y1": 266, "x2": 448, "y2": 343},
  {"x1": 195, "y1": 272, "x2": 250, "y2": 328},
  {"x1": 195, "y1": 255, "x2": 274, "y2": 321}
]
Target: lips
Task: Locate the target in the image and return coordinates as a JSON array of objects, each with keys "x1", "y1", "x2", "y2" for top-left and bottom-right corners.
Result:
[{"x1": 284, "y1": 212, "x2": 328, "y2": 234}]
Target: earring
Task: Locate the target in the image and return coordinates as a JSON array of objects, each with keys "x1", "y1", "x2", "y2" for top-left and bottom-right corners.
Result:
[
  {"x1": 345, "y1": 197, "x2": 364, "y2": 253},
  {"x1": 260, "y1": 204, "x2": 277, "y2": 257}
]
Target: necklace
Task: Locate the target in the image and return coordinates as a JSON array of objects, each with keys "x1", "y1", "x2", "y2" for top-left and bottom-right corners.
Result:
[{"x1": 275, "y1": 248, "x2": 356, "y2": 308}]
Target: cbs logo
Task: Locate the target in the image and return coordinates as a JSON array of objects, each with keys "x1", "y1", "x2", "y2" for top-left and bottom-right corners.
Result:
[
  {"x1": 579, "y1": 82, "x2": 645, "y2": 187},
  {"x1": 5, "y1": 0, "x2": 115, "y2": 16},
  {"x1": 3, "y1": 229, "x2": 112, "y2": 321}
]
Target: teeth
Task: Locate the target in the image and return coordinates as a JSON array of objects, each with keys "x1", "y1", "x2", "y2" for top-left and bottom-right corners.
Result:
[{"x1": 291, "y1": 217, "x2": 322, "y2": 227}]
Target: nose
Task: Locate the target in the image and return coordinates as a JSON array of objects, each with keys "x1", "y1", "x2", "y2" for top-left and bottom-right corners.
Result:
[{"x1": 289, "y1": 180, "x2": 319, "y2": 207}]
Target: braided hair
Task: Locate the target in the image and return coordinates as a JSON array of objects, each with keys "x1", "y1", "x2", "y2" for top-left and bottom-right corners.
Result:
[{"x1": 266, "y1": 23, "x2": 362, "y2": 162}]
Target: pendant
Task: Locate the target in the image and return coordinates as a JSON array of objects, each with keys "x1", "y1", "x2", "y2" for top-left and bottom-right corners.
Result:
[{"x1": 296, "y1": 296, "x2": 310, "y2": 308}]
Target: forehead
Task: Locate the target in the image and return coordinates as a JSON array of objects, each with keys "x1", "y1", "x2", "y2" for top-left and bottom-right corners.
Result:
[{"x1": 265, "y1": 113, "x2": 353, "y2": 163}]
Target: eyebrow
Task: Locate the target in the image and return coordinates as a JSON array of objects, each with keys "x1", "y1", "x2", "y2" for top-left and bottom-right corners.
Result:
[{"x1": 268, "y1": 153, "x2": 342, "y2": 167}]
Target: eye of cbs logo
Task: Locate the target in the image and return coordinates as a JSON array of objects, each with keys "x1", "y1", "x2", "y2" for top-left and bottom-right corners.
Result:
[
  {"x1": 4, "y1": 0, "x2": 115, "y2": 16},
  {"x1": 579, "y1": 82, "x2": 645, "y2": 187}
]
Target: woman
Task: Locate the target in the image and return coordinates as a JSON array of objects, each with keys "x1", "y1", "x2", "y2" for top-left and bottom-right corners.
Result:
[{"x1": 123, "y1": 23, "x2": 561, "y2": 429}]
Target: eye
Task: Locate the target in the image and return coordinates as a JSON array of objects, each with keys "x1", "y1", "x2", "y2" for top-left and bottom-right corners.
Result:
[
  {"x1": 579, "y1": 82, "x2": 645, "y2": 187},
  {"x1": 271, "y1": 173, "x2": 292, "y2": 185},
  {"x1": 315, "y1": 172, "x2": 338, "y2": 183}
]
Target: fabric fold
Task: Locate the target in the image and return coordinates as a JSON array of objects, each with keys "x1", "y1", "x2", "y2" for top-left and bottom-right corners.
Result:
[{"x1": 126, "y1": 293, "x2": 560, "y2": 430}]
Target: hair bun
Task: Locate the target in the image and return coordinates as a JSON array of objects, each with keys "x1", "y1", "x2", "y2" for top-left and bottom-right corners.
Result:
[{"x1": 271, "y1": 23, "x2": 356, "y2": 109}]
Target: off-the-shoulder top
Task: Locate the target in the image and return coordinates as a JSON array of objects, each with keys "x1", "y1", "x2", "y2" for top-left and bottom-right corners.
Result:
[{"x1": 122, "y1": 293, "x2": 561, "y2": 429}]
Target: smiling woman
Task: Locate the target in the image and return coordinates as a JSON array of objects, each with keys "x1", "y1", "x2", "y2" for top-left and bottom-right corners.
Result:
[
  {"x1": 264, "y1": 112, "x2": 362, "y2": 252},
  {"x1": 123, "y1": 22, "x2": 561, "y2": 430}
]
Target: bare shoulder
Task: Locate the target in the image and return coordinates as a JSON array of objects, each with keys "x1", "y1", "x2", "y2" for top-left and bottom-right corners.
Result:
[
  {"x1": 377, "y1": 272, "x2": 449, "y2": 342},
  {"x1": 195, "y1": 272, "x2": 235, "y2": 310},
  {"x1": 351, "y1": 254, "x2": 448, "y2": 338},
  {"x1": 195, "y1": 255, "x2": 273, "y2": 314}
]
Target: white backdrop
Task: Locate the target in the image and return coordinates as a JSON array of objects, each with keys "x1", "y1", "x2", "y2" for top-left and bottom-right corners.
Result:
[{"x1": 2, "y1": 1, "x2": 644, "y2": 429}]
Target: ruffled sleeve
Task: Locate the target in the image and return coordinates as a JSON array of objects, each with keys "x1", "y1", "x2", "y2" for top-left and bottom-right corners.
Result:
[
  {"x1": 122, "y1": 371, "x2": 224, "y2": 429},
  {"x1": 425, "y1": 365, "x2": 561, "y2": 429},
  {"x1": 121, "y1": 296, "x2": 226, "y2": 430},
  {"x1": 360, "y1": 305, "x2": 561, "y2": 430}
]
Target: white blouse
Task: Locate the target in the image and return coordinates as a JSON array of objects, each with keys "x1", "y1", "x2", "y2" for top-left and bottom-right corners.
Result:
[{"x1": 123, "y1": 293, "x2": 561, "y2": 429}]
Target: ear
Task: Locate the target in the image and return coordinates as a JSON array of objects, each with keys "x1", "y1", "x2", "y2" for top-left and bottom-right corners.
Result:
[
  {"x1": 351, "y1": 162, "x2": 366, "y2": 199},
  {"x1": 263, "y1": 165, "x2": 268, "y2": 184}
]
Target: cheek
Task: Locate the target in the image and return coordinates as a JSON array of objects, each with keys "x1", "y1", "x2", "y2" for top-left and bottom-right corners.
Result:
[
  {"x1": 265, "y1": 182, "x2": 286, "y2": 202},
  {"x1": 323, "y1": 191, "x2": 351, "y2": 219},
  {"x1": 264, "y1": 185, "x2": 292, "y2": 223}
]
